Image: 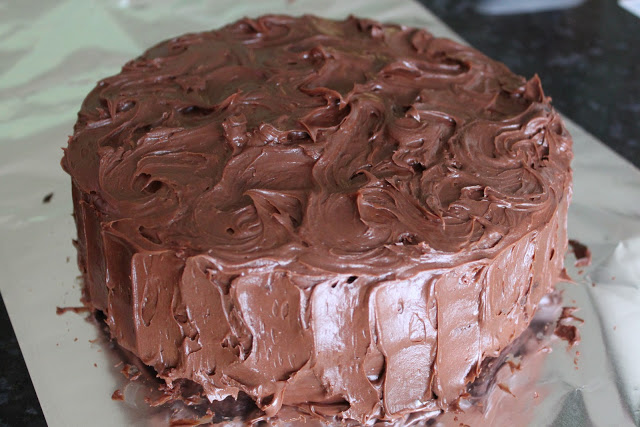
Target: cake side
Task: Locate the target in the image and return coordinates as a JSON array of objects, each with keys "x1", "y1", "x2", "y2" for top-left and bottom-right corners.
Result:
[
  {"x1": 71, "y1": 183, "x2": 568, "y2": 422},
  {"x1": 62, "y1": 15, "x2": 573, "y2": 424}
]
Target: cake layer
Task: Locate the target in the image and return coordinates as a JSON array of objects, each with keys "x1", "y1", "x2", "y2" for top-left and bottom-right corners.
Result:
[{"x1": 62, "y1": 15, "x2": 573, "y2": 423}]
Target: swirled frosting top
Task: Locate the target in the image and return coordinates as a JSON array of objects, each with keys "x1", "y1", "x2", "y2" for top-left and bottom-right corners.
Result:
[{"x1": 62, "y1": 15, "x2": 572, "y2": 276}]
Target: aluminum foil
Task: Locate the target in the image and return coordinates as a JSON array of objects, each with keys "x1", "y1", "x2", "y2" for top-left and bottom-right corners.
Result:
[{"x1": 0, "y1": 0, "x2": 638, "y2": 425}]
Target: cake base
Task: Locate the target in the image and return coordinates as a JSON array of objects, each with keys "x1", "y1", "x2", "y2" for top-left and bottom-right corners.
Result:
[{"x1": 86, "y1": 291, "x2": 567, "y2": 426}]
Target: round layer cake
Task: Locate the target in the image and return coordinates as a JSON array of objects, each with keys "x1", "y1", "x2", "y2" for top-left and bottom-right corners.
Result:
[{"x1": 62, "y1": 15, "x2": 573, "y2": 424}]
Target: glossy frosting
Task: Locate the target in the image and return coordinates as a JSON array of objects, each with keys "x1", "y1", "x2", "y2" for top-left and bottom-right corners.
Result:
[{"x1": 62, "y1": 15, "x2": 573, "y2": 424}]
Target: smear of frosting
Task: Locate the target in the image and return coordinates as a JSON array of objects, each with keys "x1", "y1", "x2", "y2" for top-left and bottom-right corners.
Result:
[{"x1": 62, "y1": 15, "x2": 573, "y2": 423}]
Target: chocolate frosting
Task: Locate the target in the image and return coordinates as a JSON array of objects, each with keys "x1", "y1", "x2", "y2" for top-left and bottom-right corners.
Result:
[{"x1": 62, "y1": 15, "x2": 573, "y2": 423}]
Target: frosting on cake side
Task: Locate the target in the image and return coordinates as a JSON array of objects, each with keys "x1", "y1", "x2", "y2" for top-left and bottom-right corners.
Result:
[{"x1": 62, "y1": 15, "x2": 573, "y2": 423}]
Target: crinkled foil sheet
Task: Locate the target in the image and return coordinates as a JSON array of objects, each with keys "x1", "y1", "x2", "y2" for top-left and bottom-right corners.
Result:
[{"x1": 0, "y1": 0, "x2": 639, "y2": 426}]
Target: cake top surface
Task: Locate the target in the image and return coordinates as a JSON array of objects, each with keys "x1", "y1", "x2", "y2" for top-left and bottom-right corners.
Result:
[{"x1": 63, "y1": 15, "x2": 572, "y2": 275}]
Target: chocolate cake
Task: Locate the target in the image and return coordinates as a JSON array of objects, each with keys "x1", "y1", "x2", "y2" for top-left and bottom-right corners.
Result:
[{"x1": 61, "y1": 15, "x2": 573, "y2": 424}]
